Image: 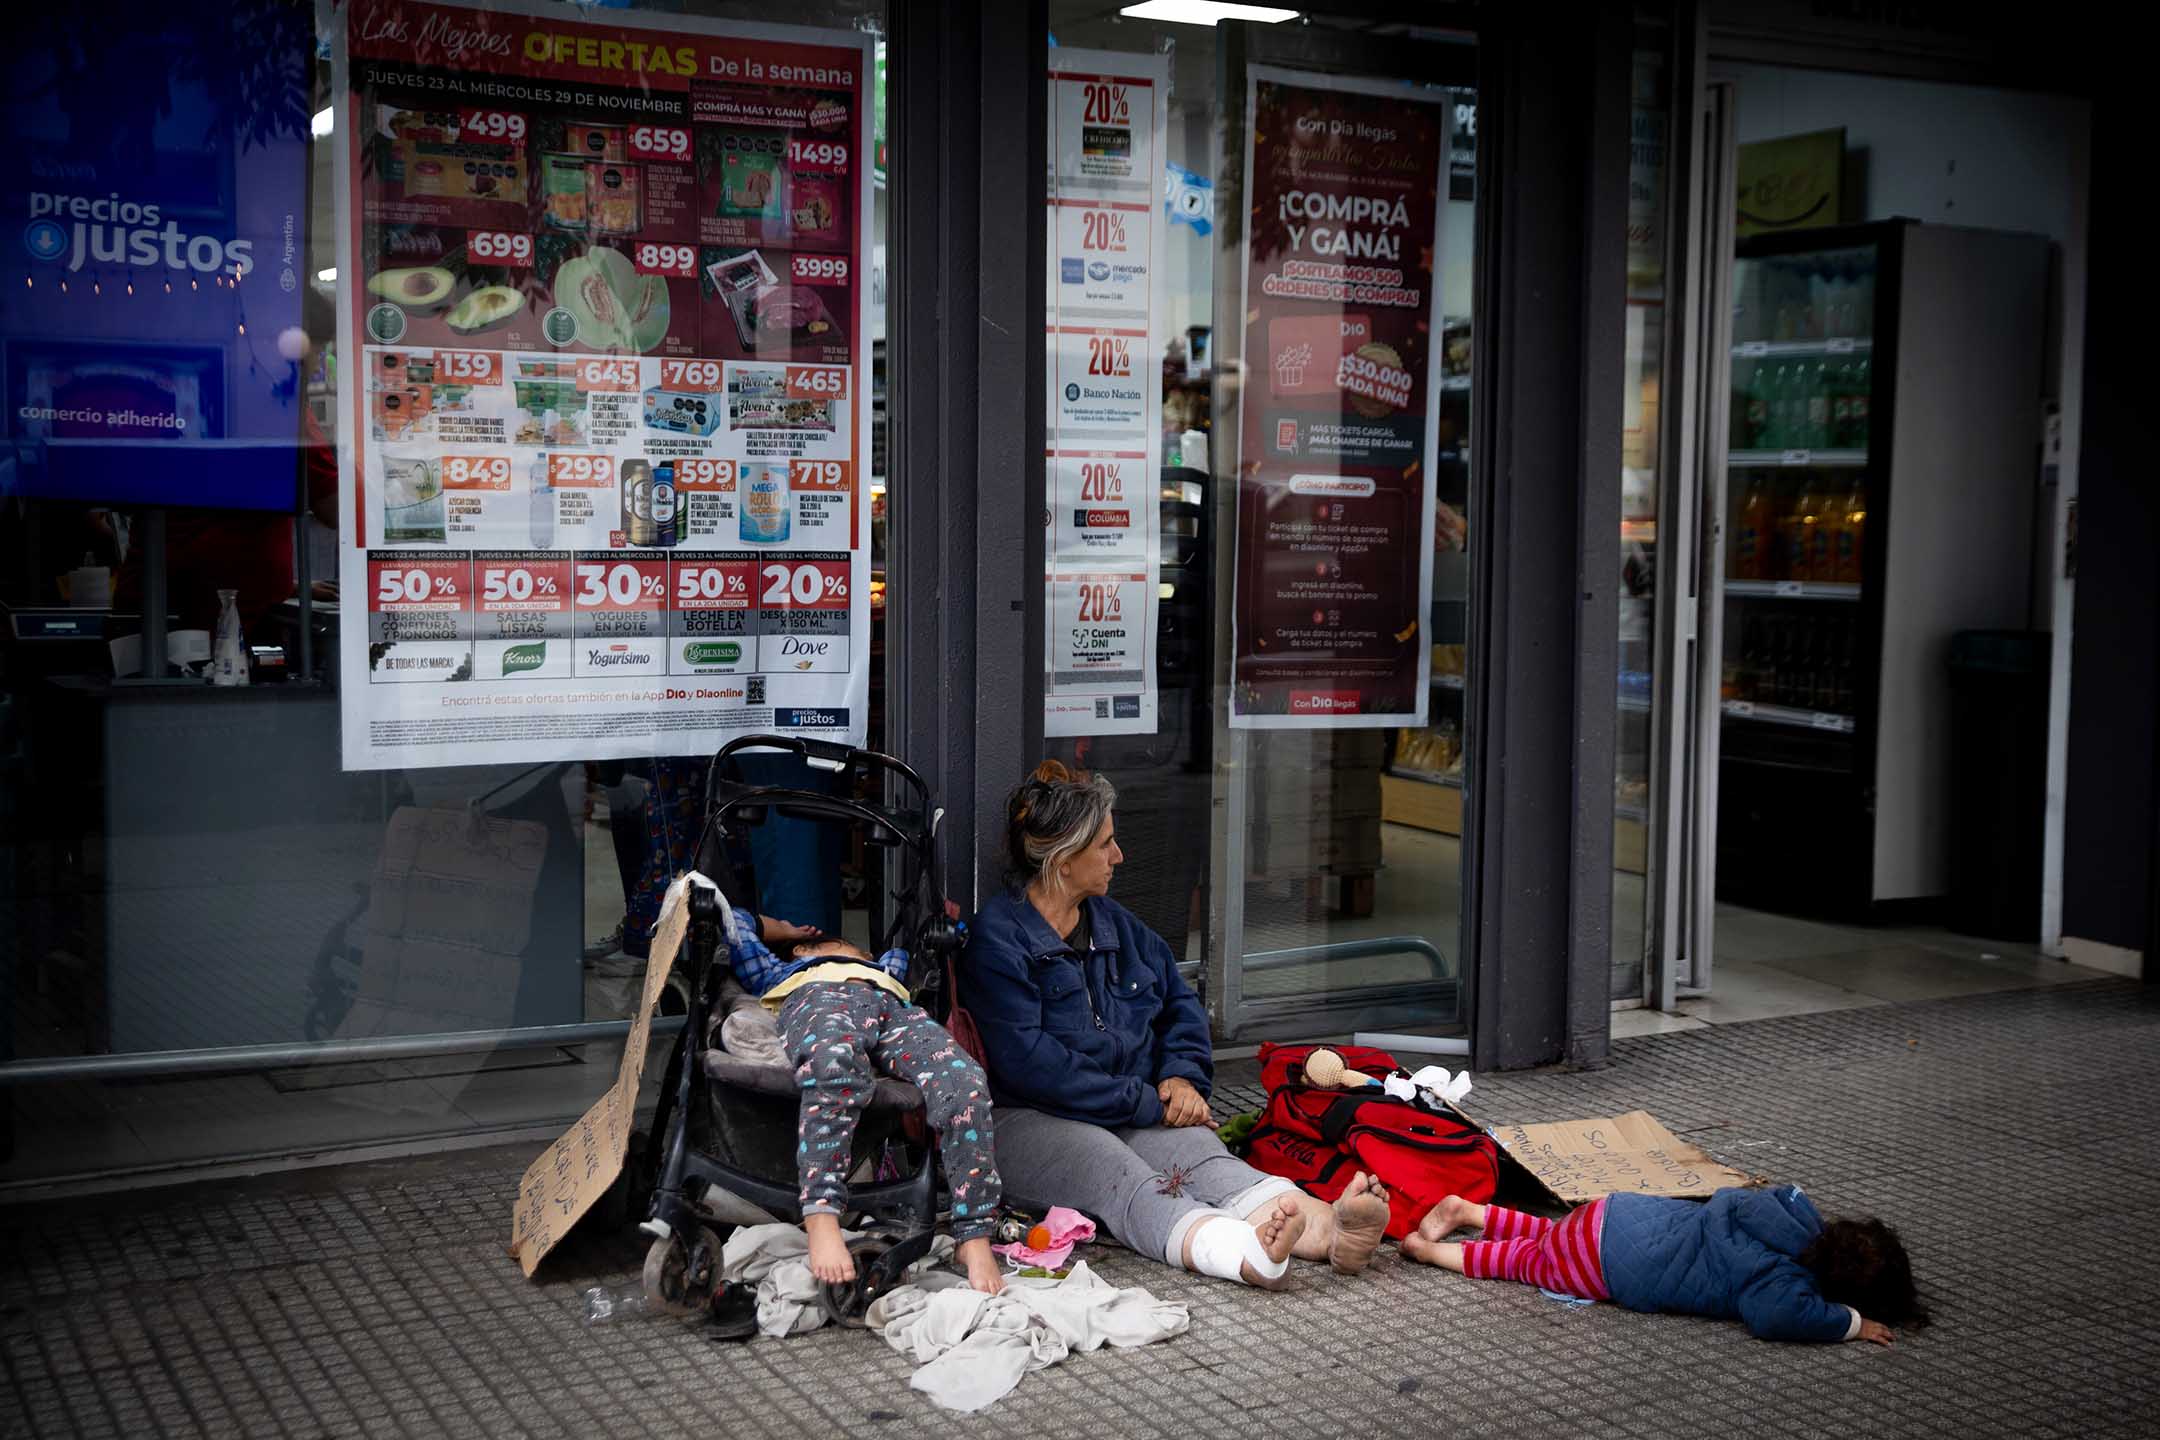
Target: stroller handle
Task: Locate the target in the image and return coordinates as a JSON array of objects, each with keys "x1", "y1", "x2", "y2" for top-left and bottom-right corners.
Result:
[{"x1": 714, "y1": 734, "x2": 932, "y2": 810}]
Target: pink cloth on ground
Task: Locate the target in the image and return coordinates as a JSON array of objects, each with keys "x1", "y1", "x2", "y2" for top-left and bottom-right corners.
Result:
[{"x1": 990, "y1": 1205, "x2": 1097, "y2": 1269}]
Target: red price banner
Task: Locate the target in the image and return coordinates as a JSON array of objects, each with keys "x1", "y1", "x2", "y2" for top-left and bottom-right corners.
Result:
[
  {"x1": 440, "y1": 455, "x2": 512, "y2": 490},
  {"x1": 788, "y1": 459, "x2": 849, "y2": 491},
  {"x1": 785, "y1": 138, "x2": 849, "y2": 172},
  {"x1": 547, "y1": 453, "x2": 615, "y2": 488},
  {"x1": 466, "y1": 230, "x2": 534, "y2": 267},
  {"x1": 433, "y1": 350, "x2": 503, "y2": 386},
  {"x1": 785, "y1": 364, "x2": 849, "y2": 401},
  {"x1": 627, "y1": 124, "x2": 692, "y2": 162},
  {"x1": 659, "y1": 358, "x2": 726, "y2": 392},
  {"x1": 476, "y1": 555, "x2": 570, "y2": 611},
  {"x1": 574, "y1": 557, "x2": 670, "y2": 611},
  {"x1": 457, "y1": 108, "x2": 528, "y2": 145},
  {"x1": 789, "y1": 253, "x2": 850, "y2": 285},
  {"x1": 758, "y1": 558, "x2": 850, "y2": 610},
  {"x1": 673, "y1": 559, "x2": 754, "y2": 609},
  {"x1": 633, "y1": 242, "x2": 698, "y2": 279},
  {"x1": 368, "y1": 555, "x2": 469, "y2": 613},
  {"x1": 674, "y1": 457, "x2": 735, "y2": 490},
  {"x1": 575, "y1": 358, "x2": 641, "y2": 392}
]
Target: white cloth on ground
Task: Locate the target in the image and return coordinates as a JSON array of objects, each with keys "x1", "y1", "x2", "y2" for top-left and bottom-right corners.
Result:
[
  {"x1": 863, "y1": 1260, "x2": 1189, "y2": 1413},
  {"x1": 720, "y1": 1223, "x2": 955, "y2": 1339}
]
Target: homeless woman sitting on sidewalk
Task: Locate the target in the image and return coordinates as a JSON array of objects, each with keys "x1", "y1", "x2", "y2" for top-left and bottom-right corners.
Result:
[
  {"x1": 962, "y1": 761, "x2": 1391, "y2": 1289},
  {"x1": 1405, "y1": 1186, "x2": 1926, "y2": 1344},
  {"x1": 720, "y1": 900, "x2": 1006, "y2": 1294}
]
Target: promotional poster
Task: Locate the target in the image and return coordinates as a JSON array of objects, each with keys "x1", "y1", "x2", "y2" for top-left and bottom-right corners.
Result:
[
  {"x1": 335, "y1": 0, "x2": 872, "y2": 770},
  {"x1": 1230, "y1": 69, "x2": 1448, "y2": 729},
  {"x1": 0, "y1": 3, "x2": 312, "y2": 510},
  {"x1": 1043, "y1": 50, "x2": 1165, "y2": 739}
]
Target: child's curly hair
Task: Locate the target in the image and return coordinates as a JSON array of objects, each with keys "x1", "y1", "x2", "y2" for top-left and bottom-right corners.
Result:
[{"x1": 1800, "y1": 1217, "x2": 1929, "y2": 1328}]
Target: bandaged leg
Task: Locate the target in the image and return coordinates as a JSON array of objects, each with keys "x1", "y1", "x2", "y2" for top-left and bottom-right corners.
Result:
[{"x1": 1184, "y1": 1214, "x2": 1294, "y2": 1289}]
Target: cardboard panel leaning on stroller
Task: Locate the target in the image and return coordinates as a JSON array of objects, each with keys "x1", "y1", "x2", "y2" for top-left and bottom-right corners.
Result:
[{"x1": 635, "y1": 736, "x2": 965, "y2": 1324}]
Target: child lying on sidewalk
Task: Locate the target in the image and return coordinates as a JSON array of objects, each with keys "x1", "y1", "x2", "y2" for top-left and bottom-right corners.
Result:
[
  {"x1": 723, "y1": 903, "x2": 1005, "y2": 1295},
  {"x1": 1403, "y1": 1185, "x2": 1925, "y2": 1345}
]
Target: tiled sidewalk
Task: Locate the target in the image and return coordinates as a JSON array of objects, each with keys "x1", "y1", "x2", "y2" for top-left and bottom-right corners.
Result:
[{"x1": 4, "y1": 980, "x2": 2156, "y2": 1438}]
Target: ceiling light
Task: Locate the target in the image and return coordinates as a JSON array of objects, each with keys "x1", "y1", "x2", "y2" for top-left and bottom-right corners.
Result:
[
  {"x1": 311, "y1": 106, "x2": 335, "y2": 139},
  {"x1": 1119, "y1": 1, "x2": 1299, "y2": 26},
  {"x1": 316, "y1": 268, "x2": 338, "y2": 284}
]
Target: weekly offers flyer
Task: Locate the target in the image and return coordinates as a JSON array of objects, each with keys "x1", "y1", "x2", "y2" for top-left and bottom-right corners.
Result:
[
  {"x1": 334, "y1": 0, "x2": 871, "y2": 770},
  {"x1": 1043, "y1": 49, "x2": 1167, "y2": 739},
  {"x1": 1230, "y1": 68, "x2": 1448, "y2": 730}
]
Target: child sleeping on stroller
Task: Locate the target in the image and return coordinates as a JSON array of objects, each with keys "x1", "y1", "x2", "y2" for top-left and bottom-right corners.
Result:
[{"x1": 721, "y1": 900, "x2": 1006, "y2": 1295}]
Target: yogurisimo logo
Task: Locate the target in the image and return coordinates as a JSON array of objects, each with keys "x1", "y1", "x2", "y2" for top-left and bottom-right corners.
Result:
[
  {"x1": 684, "y1": 641, "x2": 742, "y2": 666},
  {"x1": 23, "y1": 221, "x2": 67, "y2": 263},
  {"x1": 501, "y1": 642, "x2": 548, "y2": 677}
]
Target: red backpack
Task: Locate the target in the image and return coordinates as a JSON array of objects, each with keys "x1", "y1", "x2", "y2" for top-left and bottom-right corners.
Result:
[{"x1": 1243, "y1": 1043, "x2": 1500, "y2": 1240}]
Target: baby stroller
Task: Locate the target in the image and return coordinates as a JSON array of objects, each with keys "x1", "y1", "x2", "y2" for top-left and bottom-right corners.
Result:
[{"x1": 635, "y1": 736, "x2": 965, "y2": 1324}]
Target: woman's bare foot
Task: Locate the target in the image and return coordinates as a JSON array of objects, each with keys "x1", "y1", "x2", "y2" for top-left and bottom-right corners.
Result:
[
  {"x1": 803, "y1": 1213, "x2": 855, "y2": 1286},
  {"x1": 1328, "y1": 1172, "x2": 1392, "y2": 1275},
  {"x1": 1399, "y1": 1231, "x2": 1466, "y2": 1272},
  {"x1": 1418, "y1": 1194, "x2": 1485, "y2": 1242},
  {"x1": 956, "y1": 1237, "x2": 1005, "y2": 1296},
  {"x1": 1243, "y1": 1195, "x2": 1308, "y2": 1290}
]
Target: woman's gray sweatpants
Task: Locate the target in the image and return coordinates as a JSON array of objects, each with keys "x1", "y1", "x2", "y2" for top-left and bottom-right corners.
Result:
[{"x1": 991, "y1": 1107, "x2": 1299, "y2": 1268}]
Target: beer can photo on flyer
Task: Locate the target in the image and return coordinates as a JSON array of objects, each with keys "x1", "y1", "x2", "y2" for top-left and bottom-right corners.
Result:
[{"x1": 621, "y1": 459, "x2": 658, "y2": 547}]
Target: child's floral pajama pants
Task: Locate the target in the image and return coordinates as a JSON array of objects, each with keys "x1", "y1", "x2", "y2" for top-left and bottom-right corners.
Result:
[{"x1": 777, "y1": 981, "x2": 1002, "y2": 1241}]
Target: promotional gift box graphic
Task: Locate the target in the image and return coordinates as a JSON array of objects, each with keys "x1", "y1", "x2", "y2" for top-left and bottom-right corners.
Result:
[{"x1": 333, "y1": 0, "x2": 873, "y2": 771}]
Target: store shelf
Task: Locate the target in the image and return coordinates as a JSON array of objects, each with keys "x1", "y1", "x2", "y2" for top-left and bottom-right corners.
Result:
[
  {"x1": 1731, "y1": 338, "x2": 1874, "y2": 359},
  {"x1": 1729, "y1": 449, "x2": 1868, "y2": 469},
  {"x1": 1724, "y1": 579, "x2": 1861, "y2": 601},
  {"x1": 1441, "y1": 374, "x2": 1472, "y2": 392},
  {"x1": 1431, "y1": 673, "x2": 1465, "y2": 691},
  {"x1": 1615, "y1": 801, "x2": 1648, "y2": 822},
  {"x1": 1617, "y1": 692, "x2": 1651, "y2": 713},
  {"x1": 1721, "y1": 699, "x2": 1855, "y2": 734},
  {"x1": 1388, "y1": 766, "x2": 1463, "y2": 789}
]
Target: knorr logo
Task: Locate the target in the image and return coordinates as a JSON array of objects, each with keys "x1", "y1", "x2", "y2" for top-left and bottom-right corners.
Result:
[
  {"x1": 684, "y1": 641, "x2": 742, "y2": 665},
  {"x1": 502, "y1": 642, "x2": 548, "y2": 676}
]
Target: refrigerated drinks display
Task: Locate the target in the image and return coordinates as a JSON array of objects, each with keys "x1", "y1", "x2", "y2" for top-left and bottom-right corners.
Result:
[{"x1": 1714, "y1": 221, "x2": 2048, "y2": 918}]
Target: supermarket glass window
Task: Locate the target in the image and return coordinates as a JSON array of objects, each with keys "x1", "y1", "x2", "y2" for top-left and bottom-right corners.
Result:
[
  {"x1": 1, "y1": 0, "x2": 889, "y2": 1189},
  {"x1": 1612, "y1": 19, "x2": 1670, "y2": 1000},
  {"x1": 1040, "y1": 6, "x2": 1477, "y2": 1039}
]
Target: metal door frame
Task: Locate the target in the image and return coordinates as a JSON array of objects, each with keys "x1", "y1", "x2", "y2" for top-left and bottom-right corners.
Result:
[{"x1": 1644, "y1": 6, "x2": 1737, "y2": 1008}]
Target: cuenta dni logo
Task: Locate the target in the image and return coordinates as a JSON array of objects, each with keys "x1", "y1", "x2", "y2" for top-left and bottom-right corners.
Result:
[{"x1": 23, "y1": 191, "x2": 254, "y2": 276}]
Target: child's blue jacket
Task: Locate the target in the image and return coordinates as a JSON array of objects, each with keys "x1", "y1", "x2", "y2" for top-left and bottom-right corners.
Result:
[{"x1": 1601, "y1": 1185, "x2": 1860, "y2": 1342}]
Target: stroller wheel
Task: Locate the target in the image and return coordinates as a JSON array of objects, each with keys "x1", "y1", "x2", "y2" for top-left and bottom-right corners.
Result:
[
  {"x1": 815, "y1": 1234, "x2": 896, "y2": 1329},
  {"x1": 642, "y1": 1225, "x2": 725, "y2": 1318}
]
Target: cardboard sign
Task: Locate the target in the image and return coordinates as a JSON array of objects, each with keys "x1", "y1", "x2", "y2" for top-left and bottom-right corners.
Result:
[
  {"x1": 335, "y1": 807, "x2": 548, "y2": 1041},
  {"x1": 1484, "y1": 1109, "x2": 1755, "y2": 1205},
  {"x1": 507, "y1": 874, "x2": 694, "y2": 1276}
]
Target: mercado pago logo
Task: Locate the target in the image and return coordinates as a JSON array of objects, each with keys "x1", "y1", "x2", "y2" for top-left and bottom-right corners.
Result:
[{"x1": 22, "y1": 191, "x2": 256, "y2": 277}]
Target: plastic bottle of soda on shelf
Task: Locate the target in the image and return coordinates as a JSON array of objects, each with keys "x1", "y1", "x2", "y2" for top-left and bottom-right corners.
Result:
[
  {"x1": 1848, "y1": 358, "x2": 1871, "y2": 451},
  {"x1": 1807, "y1": 360, "x2": 1832, "y2": 450},
  {"x1": 1807, "y1": 476, "x2": 1842, "y2": 581},
  {"x1": 1777, "y1": 482, "x2": 1812, "y2": 582},
  {"x1": 1835, "y1": 481, "x2": 1867, "y2": 584},
  {"x1": 1734, "y1": 475, "x2": 1775, "y2": 580}
]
